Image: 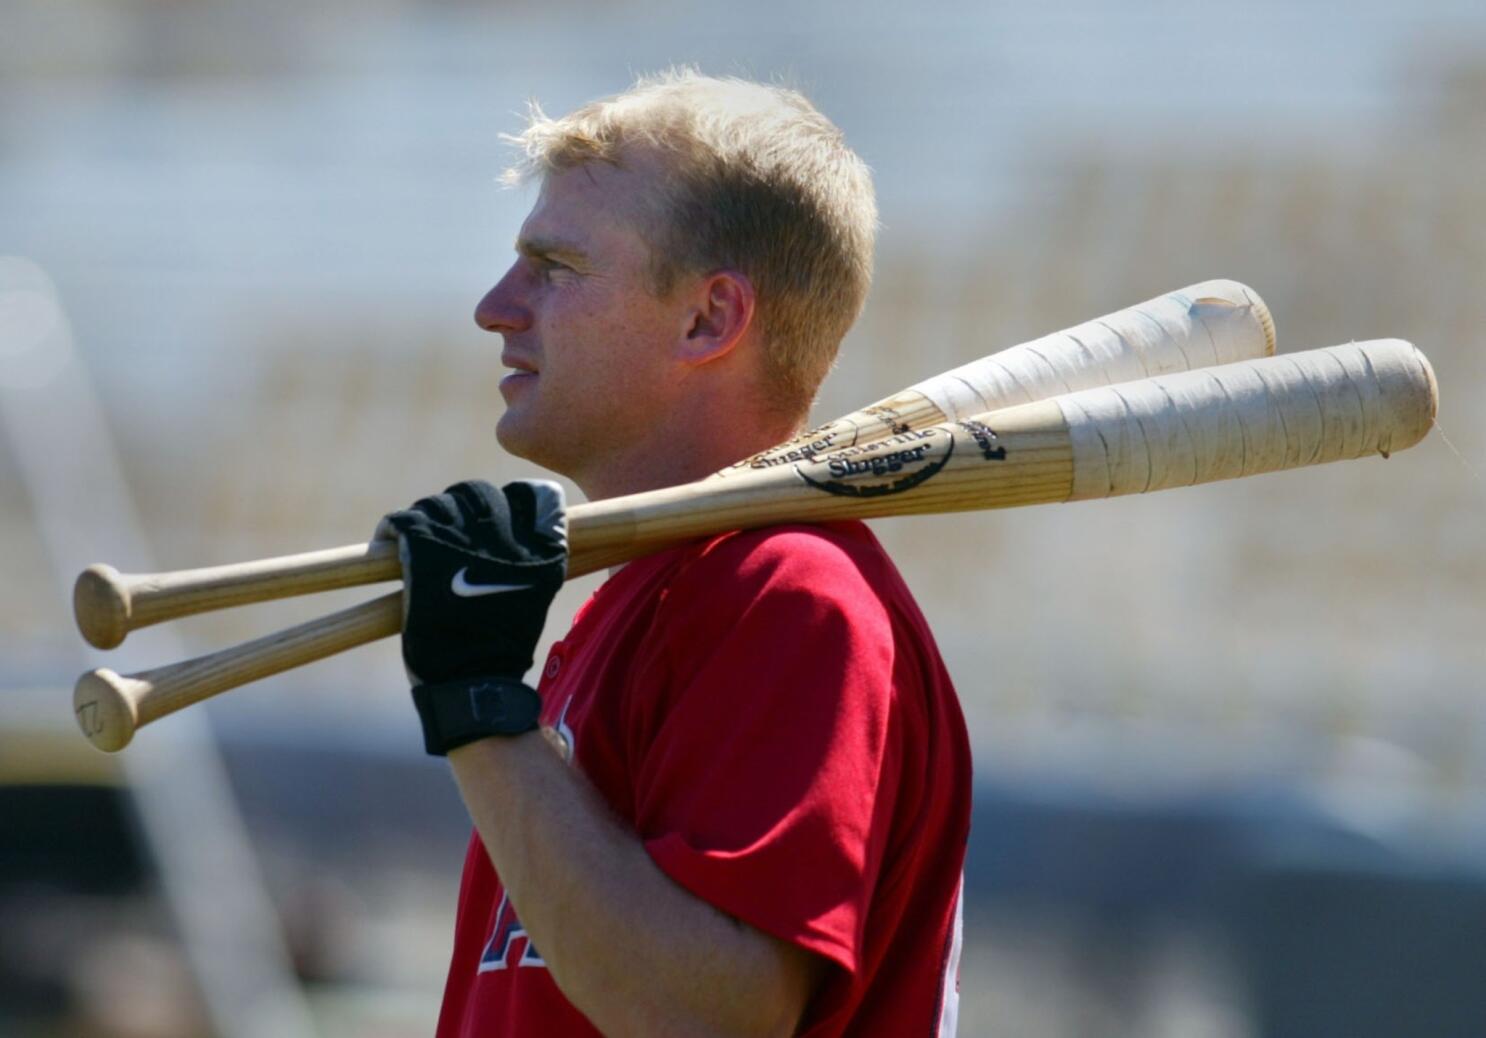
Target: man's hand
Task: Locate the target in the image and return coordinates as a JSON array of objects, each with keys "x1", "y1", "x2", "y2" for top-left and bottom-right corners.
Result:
[{"x1": 375, "y1": 479, "x2": 566, "y2": 754}]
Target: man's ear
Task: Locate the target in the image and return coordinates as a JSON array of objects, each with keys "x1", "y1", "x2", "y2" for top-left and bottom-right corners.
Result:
[{"x1": 679, "y1": 269, "x2": 756, "y2": 366}]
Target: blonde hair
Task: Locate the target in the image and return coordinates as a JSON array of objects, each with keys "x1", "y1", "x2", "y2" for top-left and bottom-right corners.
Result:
[{"x1": 505, "y1": 69, "x2": 878, "y2": 411}]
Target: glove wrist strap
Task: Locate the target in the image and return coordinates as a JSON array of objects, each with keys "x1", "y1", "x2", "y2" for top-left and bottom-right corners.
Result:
[{"x1": 412, "y1": 677, "x2": 542, "y2": 756}]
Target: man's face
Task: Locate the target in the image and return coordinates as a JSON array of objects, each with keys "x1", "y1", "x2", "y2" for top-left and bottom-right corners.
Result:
[{"x1": 475, "y1": 159, "x2": 689, "y2": 482}]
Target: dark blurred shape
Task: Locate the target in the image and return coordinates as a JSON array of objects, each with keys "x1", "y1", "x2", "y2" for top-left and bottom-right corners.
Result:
[
  {"x1": 0, "y1": 784, "x2": 148, "y2": 894},
  {"x1": 965, "y1": 778, "x2": 1486, "y2": 1038},
  {"x1": 966, "y1": 782, "x2": 1392, "y2": 921},
  {"x1": 0, "y1": 731, "x2": 165, "y2": 1025},
  {"x1": 1231, "y1": 857, "x2": 1486, "y2": 1038},
  {"x1": 0, "y1": 797, "x2": 209, "y2": 1034},
  {"x1": 0, "y1": 721, "x2": 470, "y2": 1035},
  {"x1": 216, "y1": 733, "x2": 472, "y2": 876}
]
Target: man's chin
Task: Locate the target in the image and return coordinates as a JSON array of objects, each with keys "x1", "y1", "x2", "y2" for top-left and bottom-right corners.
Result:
[
  {"x1": 495, "y1": 412, "x2": 535, "y2": 460},
  {"x1": 496, "y1": 411, "x2": 564, "y2": 473}
]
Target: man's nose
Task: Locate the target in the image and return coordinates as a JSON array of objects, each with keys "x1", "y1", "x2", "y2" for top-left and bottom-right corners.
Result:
[{"x1": 474, "y1": 268, "x2": 532, "y2": 334}]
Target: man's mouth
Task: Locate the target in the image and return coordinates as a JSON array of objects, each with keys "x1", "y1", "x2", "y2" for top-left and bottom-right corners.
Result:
[
  {"x1": 500, "y1": 353, "x2": 539, "y2": 394},
  {"x1": 502, "y1": 352, "x2": 538, "y2": 375}
]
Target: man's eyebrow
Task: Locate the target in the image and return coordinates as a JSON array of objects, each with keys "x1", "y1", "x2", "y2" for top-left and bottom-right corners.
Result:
[{"x1": 516, "y1": 236, "x2": 589, "y2": 263}]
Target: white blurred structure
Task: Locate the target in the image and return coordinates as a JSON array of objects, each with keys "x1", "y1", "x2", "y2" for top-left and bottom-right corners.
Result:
[{"x1": 0, "y1": 258, "x2": 317, "y2": 1038}]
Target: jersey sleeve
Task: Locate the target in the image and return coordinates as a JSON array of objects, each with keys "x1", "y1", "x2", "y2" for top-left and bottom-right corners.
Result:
[{"x1": 626, "y1": 525, "x2": 906, "y2": 974}]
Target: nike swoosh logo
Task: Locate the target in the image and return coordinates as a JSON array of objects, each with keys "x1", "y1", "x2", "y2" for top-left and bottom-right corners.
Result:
[{"x1": 450, "y1": 568, "x2": 532, "y2": 597}]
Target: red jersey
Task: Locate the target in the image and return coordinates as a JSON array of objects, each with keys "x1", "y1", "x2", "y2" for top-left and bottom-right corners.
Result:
[{"x1": 437, "y1": 521, "x2": 972, "y2": 1036}]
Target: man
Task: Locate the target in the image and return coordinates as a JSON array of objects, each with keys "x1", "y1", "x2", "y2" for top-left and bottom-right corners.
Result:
[{"x1": 378, "y1": 70, "x2": 973, "y2": 1036}]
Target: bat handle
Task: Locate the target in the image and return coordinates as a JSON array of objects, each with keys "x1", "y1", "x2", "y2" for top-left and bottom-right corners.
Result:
[
  {"x1": 73, "y1": 590, "x2": 404, "y2": 752},
  {"x1": 73, "y1": 542, "x2": 403, "y2": 650}
]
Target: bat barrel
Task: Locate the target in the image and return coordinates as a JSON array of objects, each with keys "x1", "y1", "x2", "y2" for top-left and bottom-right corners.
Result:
[
  {"x1": 1053, "y1": 338, "x2": 1437, "y2": 500},
  {"x1": 904, "y1": 278, "x2": 1274, "y2": 420}
]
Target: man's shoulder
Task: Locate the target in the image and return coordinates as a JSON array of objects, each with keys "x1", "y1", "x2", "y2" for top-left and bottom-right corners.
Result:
[
  {"x1": 685, "y1": 520, "x2": 892, "y2": 589},
  {"x1": 581, "y1": 522, "x2": 883, "y2": 629},
  {"x1": 641, "y1": 520, "x2": 923, "y2": 631}
]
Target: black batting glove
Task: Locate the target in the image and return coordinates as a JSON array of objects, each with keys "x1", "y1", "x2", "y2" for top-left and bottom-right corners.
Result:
[{"x1": 375, "y1": 480, "x2": 567, "y2": 754}]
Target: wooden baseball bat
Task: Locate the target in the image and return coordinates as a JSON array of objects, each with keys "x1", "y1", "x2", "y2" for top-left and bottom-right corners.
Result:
[
  {"x1": 75, "y1": 338, "x2": 1436, "y2": 752},
  {"x1": 73, "y1": 278, "x2": 1272, "y2": 650}
]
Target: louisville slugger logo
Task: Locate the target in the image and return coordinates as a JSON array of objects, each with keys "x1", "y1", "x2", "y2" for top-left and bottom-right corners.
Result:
[
  {"x1": 795, "y1": 428, "x2": 955, "y2": 498},
  {"x1": 745, "y1": 431, "x2": 848, "y2": 469},
  {"x1": 825, "y1": 444, "x2": 934, "y2": 479},
  {"x1": 737, "y1": 418, "x2": 863, "y2": 470}
]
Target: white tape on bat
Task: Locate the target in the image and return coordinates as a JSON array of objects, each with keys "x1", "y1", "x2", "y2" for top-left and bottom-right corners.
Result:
[
  {"x1": 1057, "y1": 339, "x2": 1436, "y2": 500},
  {"x1": 911, "y1": 279, "x2": 1273, "y2": 419}
]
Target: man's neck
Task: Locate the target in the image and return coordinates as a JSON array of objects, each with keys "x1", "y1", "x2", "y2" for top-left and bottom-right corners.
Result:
[{"x1": 573, "y1": 411, "x2": 802, "y2": 502}]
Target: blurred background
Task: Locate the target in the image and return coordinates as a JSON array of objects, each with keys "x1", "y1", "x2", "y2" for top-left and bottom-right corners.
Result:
[{"x1": 3, "y1": 1, "x2": 1484, "y2": 1035}]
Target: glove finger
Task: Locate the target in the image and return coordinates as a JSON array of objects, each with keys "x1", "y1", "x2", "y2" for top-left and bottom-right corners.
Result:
[
  {"x1": 411, "y1": 491, "x2": 463, "y2": 529},
  {"x1": 503, "y1": 480, "x2": 568, "y2": 560},
  {"x1": 529, "y1": 480, "x2": 567, "y2": 552},
  {"x1": 446, "y1": 480, "x2": 503, "y2": 521},
  {"x1": 450, "y1": 481, "x2": 516, "y2": 551},
  {"x1": 380, "y1": 508, "x2": 434, "y2": 541},
  {"x1": 370, "y1": 516, "x2": 420, "y2": 678}
]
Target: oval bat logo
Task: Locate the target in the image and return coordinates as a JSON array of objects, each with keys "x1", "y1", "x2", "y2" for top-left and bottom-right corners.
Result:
[{"x1": 794, "y1": 428, "x2": 956, "y2": 498}]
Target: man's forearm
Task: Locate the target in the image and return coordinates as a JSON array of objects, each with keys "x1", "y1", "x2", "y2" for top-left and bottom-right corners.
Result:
[{"x1": 448, "y1": 734, "x2": 822, "y2": 1038}]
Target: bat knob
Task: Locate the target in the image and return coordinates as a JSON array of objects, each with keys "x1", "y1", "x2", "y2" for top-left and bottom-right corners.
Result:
[
  {"x1": 74, "y1": 564, "x2": 132, "y2": 649},
  {"x1": 74, "y1": 668, "x2": 140, "y2": 752}
]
